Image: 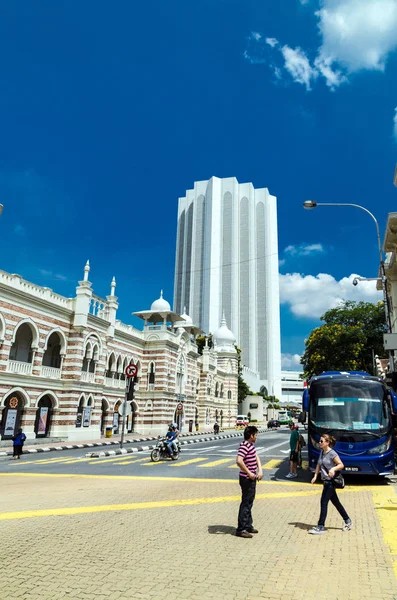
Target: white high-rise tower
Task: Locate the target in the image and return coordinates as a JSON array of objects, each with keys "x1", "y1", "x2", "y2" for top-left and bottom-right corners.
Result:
[{"x1": 173, "y1": 176, "x2": 281, "y2": 398}]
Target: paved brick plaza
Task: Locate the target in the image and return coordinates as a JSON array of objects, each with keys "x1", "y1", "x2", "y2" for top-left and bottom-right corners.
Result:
[{"x1": 1, "y1": 473, "x2": 396, "y2": 600}]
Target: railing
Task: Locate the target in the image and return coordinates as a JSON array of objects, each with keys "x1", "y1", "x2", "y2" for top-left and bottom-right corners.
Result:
[
  {"x1": 81, "y1": 371, "x2": 96, "y2": 383},
  {"x1": 89, "y1": 295, "x2": 109, "y2": 320},
  {"x1": 0, "y1": 271, "x2": 72, "y2": 309},
  {"x1": 105, "y1": 376, "x2": 126, "y2": 388},
  {"x1": 41, "y1": 366, "x2": 61, "y2": 379},
  {"x1": 7, "y1": 360, "x2": 33, "y2": 375}
]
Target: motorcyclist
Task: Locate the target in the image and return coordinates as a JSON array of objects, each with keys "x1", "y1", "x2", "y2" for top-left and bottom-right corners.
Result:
[
  {"x1": 171, "y1": 423, "x2": 180, "y2": 454},
  {"x1": 165, "y1": 426, "x2": 177, "y2": 457}
]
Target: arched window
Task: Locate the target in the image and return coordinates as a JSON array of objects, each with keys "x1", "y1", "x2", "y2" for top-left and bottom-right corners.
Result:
[
  {"x1": 147, "y1": 362, "x2": 155, "y2": 391},
  {"x1": 176, "y1": 355, "x2": 186, "y2": 395},
  {"x1": 82, "y1": 343, "x2": 92, "y2": 372},
  {"x1": 220, "y1": 384, "x2": 224, "y2": 398},
  {"x1": 106, "y1": 352, "x2": 116, "y2": 378},
  {"x1": 227, "y1": 390, "x2": 232, "y2": 400},
  {"x1": 43, "y1": 332, "x2": 62, "y2": 369},
  {"x1": 9, "y1": 323, "x2": 34, "y2": 363},
  {"x1": 215, "y1": 382, "x2": 219, "y2": 398}
]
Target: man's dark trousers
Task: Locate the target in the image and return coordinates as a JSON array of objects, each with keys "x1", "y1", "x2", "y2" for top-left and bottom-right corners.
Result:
[{"x1": 237, "y1": 475, "x2": 256, "y2": 532}]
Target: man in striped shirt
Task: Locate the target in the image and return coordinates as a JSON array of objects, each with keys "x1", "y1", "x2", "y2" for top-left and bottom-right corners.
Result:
[{"x1": 236, "y1": 425, "x2": 263, "y2": 538}]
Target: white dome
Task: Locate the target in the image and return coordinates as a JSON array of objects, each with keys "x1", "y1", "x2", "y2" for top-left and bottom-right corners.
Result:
[
  {"x1": 213, "y1": 314, "x2": 236, "y2": 351},
  {"x1": 150, "y1": 290, "x2": 171, "y2": 312},
  {"x1": 181, "y1": 307, "x2": 193, "y2": 325}
]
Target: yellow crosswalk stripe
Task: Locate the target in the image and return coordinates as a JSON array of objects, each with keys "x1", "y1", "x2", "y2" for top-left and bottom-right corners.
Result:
[
  {"x1": 262, "y1": 459, "x2": 283, "y2": 470},
  {"x1": 88, "y1": 455, "x2": 148, "y2": 465},
  {"x1": 198, "y1": 458, "x2": 234, "y2": 468},
  {"x1": 109, "y1": 458, "x2": 150, "y2": 465},
  {"x1": 169, "y1": 458, "x2": 207, "y2": 467},
  {"x1": 19, "y1": 457, "x2": 77, "y2": 465}
]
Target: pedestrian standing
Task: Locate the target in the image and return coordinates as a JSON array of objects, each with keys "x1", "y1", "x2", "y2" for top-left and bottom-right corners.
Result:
[
  {"x1": 286, "y1": 422, "x2": 299, "y2": 478},
  {"x1": 12, "y1": 428, "x2": 26, "y2": 459},
  {"x1": 235, "y1": 425, "x2": 263, "y2": 538},
  {"x1": 309, "y1": 433, "x2": 352, "y2": 535}
]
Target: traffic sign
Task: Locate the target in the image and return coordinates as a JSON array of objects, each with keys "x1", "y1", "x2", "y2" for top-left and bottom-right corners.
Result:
[
  {"x1": 125, "y1": 364, "x2": 138, "y2": 378},
  {"x1": 118, "y1": 402, "x2": 132, "y2": 417}
]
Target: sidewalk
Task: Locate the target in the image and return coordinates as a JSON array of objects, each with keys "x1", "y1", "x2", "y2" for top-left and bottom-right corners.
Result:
[
  {"x1": 0, "y1": 471, "x2": 396, "y2": 599},
  {"x1": 0, "y1": 427, "x2": 264, "y2": 457}
]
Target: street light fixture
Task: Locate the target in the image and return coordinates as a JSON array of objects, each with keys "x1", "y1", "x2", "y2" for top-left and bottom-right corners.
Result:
[
  {"x1": 302, "y1": 199, "x2": 393, "y2": 370},
  {"x1": 0, "y1": 204, "x2": 3, "y2": 216}
]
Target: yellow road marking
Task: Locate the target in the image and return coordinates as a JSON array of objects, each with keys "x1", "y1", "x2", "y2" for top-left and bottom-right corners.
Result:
[
  {"x1": 372, "y1": 487, "x2": 397, "y2": 580},
  {"x1": 30, "y1": 458, "x2": 80, "y2": 465},
  {"x1": 112, "y1": 458, "x2": 150, "y2": 465},
  {"x1": 197, "y1": 458, "x2": 234, "y2": 468},
  {"x1": 0, "y1": 489, "x2": 323, "y2": 521},
  {"x1": 262, "y1": 459, "x2": 283, "y2": 470},
  {"x1": 0, "y1": 473, "x2": 371, "y2": 493},
  {"x1": 228, "y1": 464, "x2": 238, "y2": 468},
  {"x1": 169, "y1": 458, "x2": 207, "y2": 467},
  {"x1": 89, "y1": 455, "x2": 148, "y2": 464}
]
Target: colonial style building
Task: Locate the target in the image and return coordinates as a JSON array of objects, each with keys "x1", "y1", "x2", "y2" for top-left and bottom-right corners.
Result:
[{"x1": 0, "y1": 262, "x2": 238, "y2": 442}]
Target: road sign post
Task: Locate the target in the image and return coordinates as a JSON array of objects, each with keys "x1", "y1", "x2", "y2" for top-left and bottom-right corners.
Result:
[{"x1": 120, "y1": 364, "x2": 138, "y2": 449}]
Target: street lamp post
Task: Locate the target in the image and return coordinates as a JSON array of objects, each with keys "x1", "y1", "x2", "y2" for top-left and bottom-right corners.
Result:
[{"x1": 303, "y1": 200, "x2": 393, "y2": 370}]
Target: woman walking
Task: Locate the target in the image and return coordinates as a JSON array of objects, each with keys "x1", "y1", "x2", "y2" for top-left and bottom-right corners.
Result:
[
  {"x1": 12, "y1": 428, "x2": 26, "y2": 459},
  {"x1": 309, "y1": 433, "x2": 352, "y2": 534}
]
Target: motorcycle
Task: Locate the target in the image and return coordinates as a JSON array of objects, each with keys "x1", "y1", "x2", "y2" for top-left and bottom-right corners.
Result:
[{"x1": 150, "y1": 436, "x2": 181, "y2": 462}]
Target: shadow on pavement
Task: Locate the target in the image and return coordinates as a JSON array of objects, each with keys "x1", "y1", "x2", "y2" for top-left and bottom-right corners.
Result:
[
  {"x1": 288, "y1": 521, "x2": 340, "y2": 532},
  {"x1": 208, "y1": 525, "x2": 236, "y2": 535}
]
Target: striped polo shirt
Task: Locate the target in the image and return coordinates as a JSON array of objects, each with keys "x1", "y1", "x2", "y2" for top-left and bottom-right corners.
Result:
[{"x1": 237, "y1": 441, "x2": 257, "y2": 478}]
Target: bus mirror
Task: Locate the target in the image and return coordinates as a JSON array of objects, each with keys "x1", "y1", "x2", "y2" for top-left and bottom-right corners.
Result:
[
  {"x1": 389, "y1": 391, "x2": 397, "y2": 414},
  {"x1": 302, "y1": 389, "x2": 309, "y2": 412}
]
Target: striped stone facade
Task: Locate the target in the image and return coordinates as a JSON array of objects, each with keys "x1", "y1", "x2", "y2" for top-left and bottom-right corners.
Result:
[{"x1": 0, "y1": 264, "x2": 238, "y2": 441}]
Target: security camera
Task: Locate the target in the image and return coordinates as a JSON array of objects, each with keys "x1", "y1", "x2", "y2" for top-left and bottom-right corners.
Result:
[{"x1": 352, "y1": 278, "x2": 358, "y2": 287}]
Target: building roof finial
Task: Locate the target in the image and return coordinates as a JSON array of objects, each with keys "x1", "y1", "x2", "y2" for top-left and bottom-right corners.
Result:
[{"x1": 83, "y1": 260, "x2": 90, "y2": 282}]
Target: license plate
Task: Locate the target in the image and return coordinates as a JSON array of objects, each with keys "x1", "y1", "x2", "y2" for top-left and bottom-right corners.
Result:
[{"x1": 345, "y1": 467, "x2": 359, "y2": 472}]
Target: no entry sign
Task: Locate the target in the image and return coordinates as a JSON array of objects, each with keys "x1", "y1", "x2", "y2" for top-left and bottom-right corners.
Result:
[{"x1": 125, "y1": 364, "x2": 138, "y2": 378}]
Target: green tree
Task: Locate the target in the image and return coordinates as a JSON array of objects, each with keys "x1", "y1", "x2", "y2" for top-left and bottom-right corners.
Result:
[
  {"x1": 235, "y1": 346, "x2": 253, "y2": 402},
  {"x1": 301, "y1": 301, "x2": 385, "y2": 379}
]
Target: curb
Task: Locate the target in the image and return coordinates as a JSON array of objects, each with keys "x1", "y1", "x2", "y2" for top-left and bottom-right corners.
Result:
[
  {"x1": 0, "y1": 428, "x2": 266, "y2": 457},
  {"x1": 86, "y1": 429, "x2": 268, "y2": 458}
]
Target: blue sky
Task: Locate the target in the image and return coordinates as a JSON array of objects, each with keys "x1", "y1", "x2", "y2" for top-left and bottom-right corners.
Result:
[{"x1": 0, "y1": 0, "x2": 396, "y2": 370}]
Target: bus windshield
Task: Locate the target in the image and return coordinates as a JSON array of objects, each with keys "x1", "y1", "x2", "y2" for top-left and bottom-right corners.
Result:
[{"x1": 309, "y1": 379, "x2": 389, "y2": 434}]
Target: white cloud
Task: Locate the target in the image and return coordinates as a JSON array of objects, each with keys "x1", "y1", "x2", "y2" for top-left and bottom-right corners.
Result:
[
  {"x1": 245, "y1": 0, "x2": 397, "y2": 90},
  {"x1": 251, "y1": 31, "x2": 262, "y2": 41},
  {"x1": 265, "y1": 37, "x2": 278, "y2": 48},
  {"x1": 284, "y1": 243, "x2": 325, "y2": 257},
  {"x1": 280, "y1": 45, "x2": 318, "y2": 90},
  {"x1": 316, "y1": 0, "x2": 397, "y2": 73},
  {"x1": 394, "y1": 107, "x2": 397, "y2": 140},
  {"x1": 281, "y1": 353, "x2": 303, "y2": 370},
  {"x1": 279, "y1": 272, "x2": 382, "y2": 319},
  {"x1": 314, "y1": 55, "x2": 346, "y2": 89}
]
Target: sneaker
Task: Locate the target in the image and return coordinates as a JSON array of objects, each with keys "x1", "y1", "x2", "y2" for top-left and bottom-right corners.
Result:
[
  {"x1": 343, "y1": 519, "x2": 353, "y2": 532},
  {"x1": 285, "y1": 473, "x2": 293, "y2": 478},
  {"x1": 236, "y1": 530, "x2": 253, "y2": 538},
  {"x1": 290, "y1": 473, "x2": 297, "y2": 478},
  {"x1": 308, "y1": 526, "x2": 325, "y2": 535}
]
